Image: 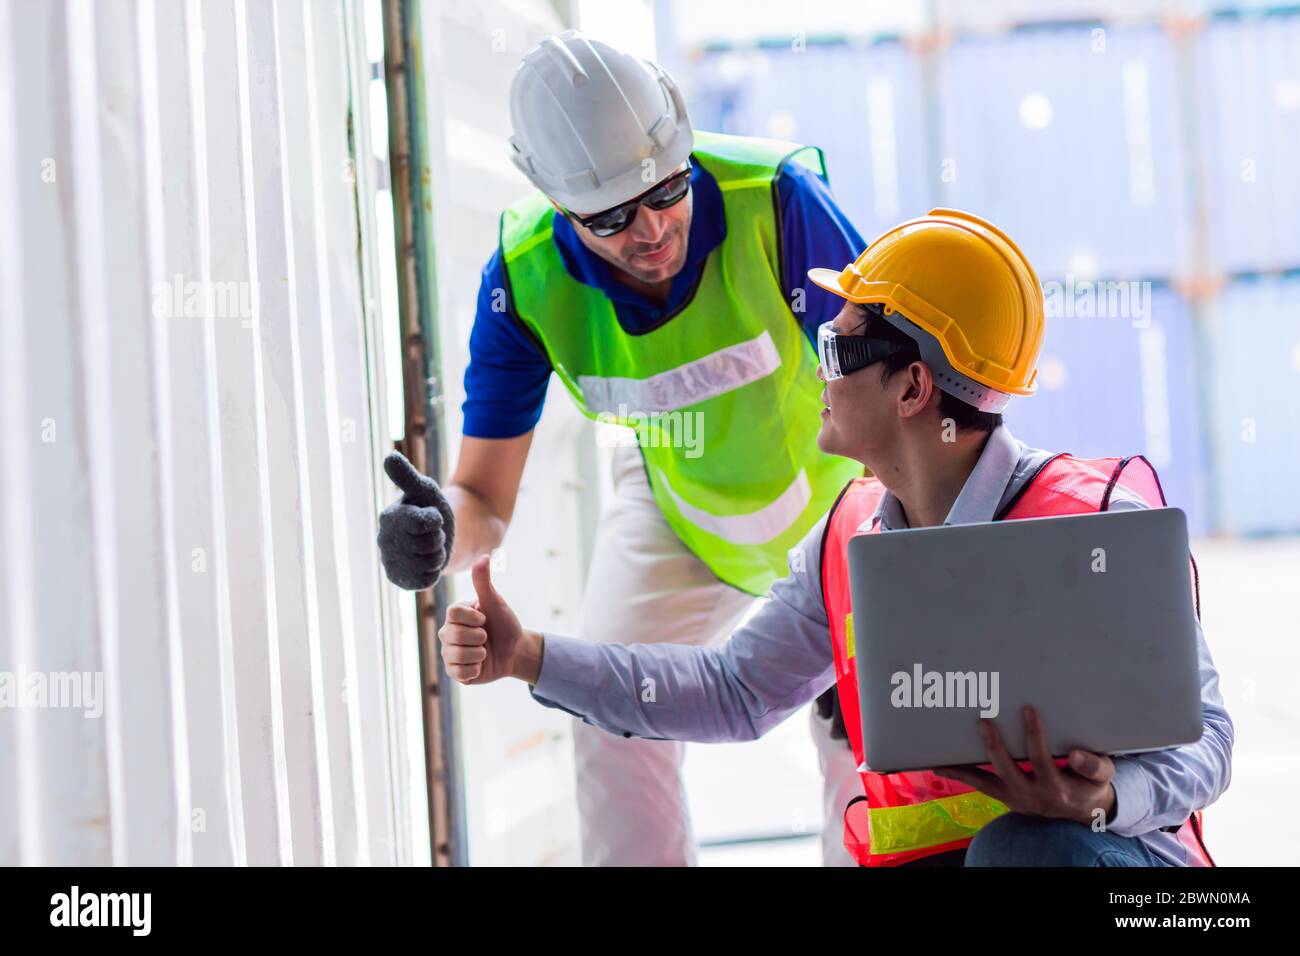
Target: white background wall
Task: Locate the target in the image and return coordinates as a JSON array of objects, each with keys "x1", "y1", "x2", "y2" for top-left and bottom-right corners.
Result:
[{"x1": 0, "y1": 0, "x2": 426, "y2": 866}]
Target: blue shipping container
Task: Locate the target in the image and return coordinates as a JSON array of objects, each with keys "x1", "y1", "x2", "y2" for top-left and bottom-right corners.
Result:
[
  {"x1": 685, "y1": 41, "x2": 932, "y2": 243},
  {"x1": 936, "y1": 26, "x2": 1190, "y2": 281},
  {"x1": 1196, "y1": 15, "x2": 1300, "y2": 274},
  {"x1": 1203, "y1": 275, "x2": 1300, "y2": 534},
  {"x1": 1003, "y1": 284, "x2": 1209, "y2": 534}
]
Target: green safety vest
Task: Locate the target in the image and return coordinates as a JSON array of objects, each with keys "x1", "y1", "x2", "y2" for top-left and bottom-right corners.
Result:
[{"x1": 499, "y1": 130, "x2": 860, "y2": 595}]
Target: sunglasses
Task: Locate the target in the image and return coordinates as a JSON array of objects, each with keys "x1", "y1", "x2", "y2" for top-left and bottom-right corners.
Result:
[
  {"x1": 817, "y1": 318, "x2": 913, "y2": 381},
  {"x1": 568, "y1": 161, "x2": 693, "y2": 238}
]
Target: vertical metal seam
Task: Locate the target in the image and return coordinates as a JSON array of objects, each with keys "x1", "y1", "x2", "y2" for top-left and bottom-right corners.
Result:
[
  {"x1": 267, "y1": 0, "x2": 338, "y2": 867},
  {"x1": 184, "y1": 0, "x2": 247, "y2": 867},
  {"x1": 232, "y1": 0, "x2": 295, "y2": 864},
  {"x1": 338, "y1": 0, "x2": 397, "y2": 864},
  {"x1": 134, "y1": 0, "x2": 195, "y2": 867},
  {"x1": 0, "y1": 0, "x2": 43, "y2": 869},
  {"x1": 302, "y1": 0, "x2": 372, "y2": 865},
  {"x1": 347, "y1": 0, "x2": 420, "y2": 864},
  {"x1": 346, "y1": 0, "x2": 413, "y2": 864},
  {"x1": 66, "y1": 0, "x2": 128, "y2": 865}
]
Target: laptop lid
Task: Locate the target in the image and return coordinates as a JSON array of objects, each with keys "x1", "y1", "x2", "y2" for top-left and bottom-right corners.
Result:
[{"x1": 848, "y1": 507, "x2": 1202, "y2": 774}]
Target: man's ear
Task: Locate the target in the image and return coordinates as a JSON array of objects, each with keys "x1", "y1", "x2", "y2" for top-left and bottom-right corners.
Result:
[{"x1": 897, "y1": 361, "x2": 938, "y2": 421}]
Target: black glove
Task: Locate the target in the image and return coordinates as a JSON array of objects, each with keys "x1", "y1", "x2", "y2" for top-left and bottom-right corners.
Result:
[{"x1": 377, "y1": 451, "x2": 456, "y2": 590}]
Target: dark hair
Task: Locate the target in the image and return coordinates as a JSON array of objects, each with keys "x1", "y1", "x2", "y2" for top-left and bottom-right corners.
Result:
[{"x1": 850, "y1": 303, "x2": 1002, "y2": 434}]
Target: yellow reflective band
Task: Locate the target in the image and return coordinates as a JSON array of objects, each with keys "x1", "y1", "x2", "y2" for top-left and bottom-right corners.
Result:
[
  {"x1": 867, "y1": 791, "x2": 1010, "y2": 856},
  {"x1": 845, "y1": 612, "x2": 855, "y2": 661},
  {"x1": 716, "y1": 177, "x2": 770, "y2": 191},
  {"x1": 505, "y1": 225, "x2": 556, "y2": 261}
]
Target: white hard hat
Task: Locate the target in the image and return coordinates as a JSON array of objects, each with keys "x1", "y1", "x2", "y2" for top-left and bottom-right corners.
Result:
[{"x1": 508, "y1": 31, "x2": 694, "y2": 216}]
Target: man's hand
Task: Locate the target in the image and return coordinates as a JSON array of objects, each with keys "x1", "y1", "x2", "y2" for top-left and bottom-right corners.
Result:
[
  {"x1": 438, "y1": 555, "x2": 542, "y2": 685},
  {"x1": 935, "y1": 706, "x2": 1117, "y2": 827},
  {"x1": 377, "y1": 451, "x2": 456, "y2": 590}
]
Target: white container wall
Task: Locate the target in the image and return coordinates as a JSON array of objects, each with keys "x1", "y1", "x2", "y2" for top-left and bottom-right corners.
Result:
[{"x1": 0, "y1": 0, "x2": 426, "y2": 866}]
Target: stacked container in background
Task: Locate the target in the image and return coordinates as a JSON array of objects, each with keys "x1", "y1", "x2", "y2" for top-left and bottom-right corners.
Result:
[{"x1": 679, "y1": 8, "x2": 1300, "y2": 536}]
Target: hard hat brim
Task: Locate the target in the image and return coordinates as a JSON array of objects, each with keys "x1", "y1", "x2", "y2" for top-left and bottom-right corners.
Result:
[{"x1": 807, "y1": 267, "x2": 866, "y2": 302}]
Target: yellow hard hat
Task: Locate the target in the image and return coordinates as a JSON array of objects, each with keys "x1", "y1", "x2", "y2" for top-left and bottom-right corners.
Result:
[{"x1": 808, "y1": 208, "x2": 1044, "y2": 413}]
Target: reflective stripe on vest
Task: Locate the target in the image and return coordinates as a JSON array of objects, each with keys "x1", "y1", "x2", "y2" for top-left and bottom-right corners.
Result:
[
  {"x1": 499, "y1": 130, "x2": 862, "y2": 595},
  {"x1": 578, "y1": 330, "x2": 782, "y2": 415},
  {"x1": 868, "y1": 789, "x2": 1011, "y2": 856},
  {"x1": 821, "y1": 453, "x2": 1215, "y2": 867},
  {"x1": 657, "y1": 466, "x2": 811, "y2": 546}
]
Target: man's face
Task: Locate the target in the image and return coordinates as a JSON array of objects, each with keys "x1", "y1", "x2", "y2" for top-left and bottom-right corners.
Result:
[
  {"x1": 563, "y1": 169, "x2": 692, "y2": 286},
  {"x1": 816, "y1": 301, "x2": 900, "y2": 460}
]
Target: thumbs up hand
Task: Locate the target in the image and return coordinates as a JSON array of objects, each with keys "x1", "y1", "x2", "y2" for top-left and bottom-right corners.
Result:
[
  {"x1": 439, "y1": 554, "x2": 525, "y2": 685},
  {"x1": 377, "y1": 451, "x2": 456, "y2": 590}
]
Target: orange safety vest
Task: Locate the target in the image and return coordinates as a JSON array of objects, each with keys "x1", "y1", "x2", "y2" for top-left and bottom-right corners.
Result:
[{"x1": 820, "y1": 453, "x2": 1215, "y2": 867}]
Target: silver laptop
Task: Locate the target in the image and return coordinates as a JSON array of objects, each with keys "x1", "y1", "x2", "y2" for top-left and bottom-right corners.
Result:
[{"x1": 848, "y1": 507, "x2": 1203, "y2": 774}]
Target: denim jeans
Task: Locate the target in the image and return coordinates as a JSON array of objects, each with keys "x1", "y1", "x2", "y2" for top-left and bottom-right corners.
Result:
[{"x1": 964, "y1": 813, "x2": 1176, "y2": 867}]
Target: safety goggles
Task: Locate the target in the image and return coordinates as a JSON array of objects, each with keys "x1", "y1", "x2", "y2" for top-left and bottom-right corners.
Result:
[
  {"x1": 817, "y1": 319, "x2": 913, "y2": 381},
  {"x1": 568, "y1": 161, "x2": 693, "y2": 238}
]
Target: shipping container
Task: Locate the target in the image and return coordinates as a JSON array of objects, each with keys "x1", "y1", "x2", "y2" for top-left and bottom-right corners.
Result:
[
  {"x1": 1195, "y1": 14, "x2": 1300, "y2": 273},
  {"x1": 1002, "y1": 284, "x2": 1209, "y2": 533},
  {"x1": 936, "y1": 25, "x2": 1190, "y2": 281},
  {"x1": 0, "y1": 0, "x2": 423, "y2": 866},
  {"x1": 1202, "y1": 275, "x2": 1300, "y2": 534},
  {"x1": 685, "y1": 41, "x2": 933, "y2": 242}
]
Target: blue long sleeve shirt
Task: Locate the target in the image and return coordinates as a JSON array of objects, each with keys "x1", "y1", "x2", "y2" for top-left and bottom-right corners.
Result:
[
  {"x1": 528, "y1": 426, "x2": 1235, "y2": 867},
  {"x1": 461, "y1": 150, "x2": 867, "y2": 438}
]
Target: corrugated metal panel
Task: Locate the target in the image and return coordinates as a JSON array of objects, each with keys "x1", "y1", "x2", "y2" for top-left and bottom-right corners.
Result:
[
  {"x1": 0, "y1": 0, "x2": 423, "y2": 865},
  {"x1": 937, "y1": 26, "x2": 1190, "y2": 280},
  {"x1": 1196, "y1": 15, "x2": 1300, "y2": 273},
  {"x1": 1002, "y1": 285, "x2": 1209, "y2": 533},
  {"x1": 687, "y1": 42, "x2": 931, "y2": 242},
  {"x1": 1203, "y1": 276, "x2": 1300, "y2": 534}
]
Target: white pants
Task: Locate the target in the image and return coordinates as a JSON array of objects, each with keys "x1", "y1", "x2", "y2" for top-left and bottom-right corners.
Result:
[{"x1": 573, "y1": 445, "x2": 859, "y2": 866}]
